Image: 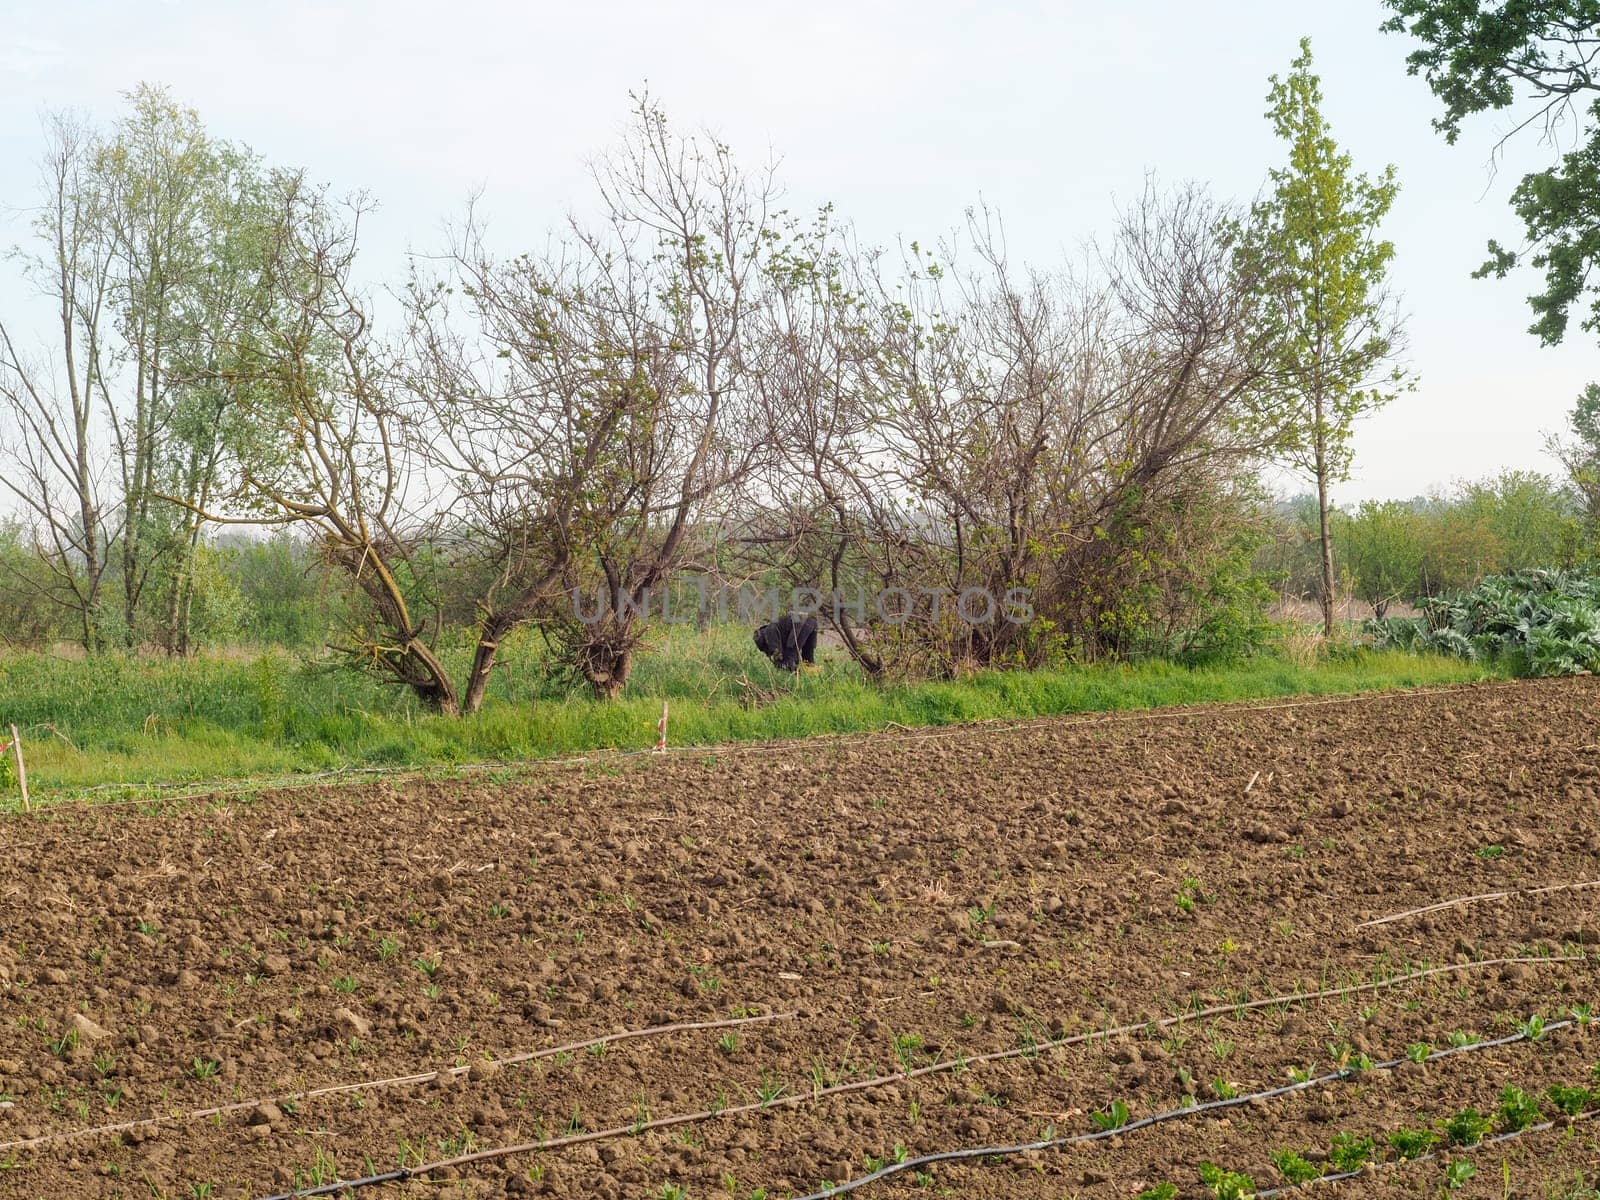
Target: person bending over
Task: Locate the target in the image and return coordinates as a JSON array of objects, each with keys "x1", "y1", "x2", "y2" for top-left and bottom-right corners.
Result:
[{"x1": 753, "y1": 614, "x2": 818, "y2": 672}]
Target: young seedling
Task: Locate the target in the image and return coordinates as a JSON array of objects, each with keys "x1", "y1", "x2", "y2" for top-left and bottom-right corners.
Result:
[
  {"x1": 1517, "y1": 1013, "x2": 1548, "y2": 1042},
  {"x1": 1136, "y1": 1186, "x2": 1178, "y2": 1200},
  {"x1": 1089, "y1": 1099, "x2": 1130, "y2": 1132},
  {"x1": 1326, "y1": 1132, "x2": 1374, "y2": 1172},
  {"x1": 1442, "y1": 1107, "x2": 1493, "y2": 1146},
  {"x1": 1442, "y1": 1159, "x2": 1476, "y2": 1189},
  {"x1": 190, "y1": 1057, "x2": 221, "y2": 1081},
  {"x1": 755, "y1": 1070, "x2": 786, "y2": 1107},
  {"x1": 1387, "y1": 1126, "x2": 1437, "y2": 1160},
  {"x1": 1405, "y1": 1041, "x2": 1431, "y2": 1063},
  {"x1": 1496, "y1": 1084, "x2": 1541, "y2": 1132},
  {"x1": 1197, "y1": 1162, "x2": 1255, "y2": 1200},
  {"x1": 894, "y1": 1033, "x2": 925, "y2": 1073},
  {"x1": 1269, "y1": 1148, "x2": 1319, "y2": 1184},
  {"x1": 1545, "y1": 1084, "x2": 1591, "y2": 1117}
]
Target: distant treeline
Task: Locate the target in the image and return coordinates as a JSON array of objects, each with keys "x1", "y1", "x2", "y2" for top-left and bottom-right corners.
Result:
[{"x1": 1262, "y1": 468, "x2": 1597, "y2": 618}]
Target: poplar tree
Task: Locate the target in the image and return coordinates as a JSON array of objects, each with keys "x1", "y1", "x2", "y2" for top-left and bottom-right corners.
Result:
[{"x1": 1237, "y1": 39, "x2": 1413, "y2": 636}]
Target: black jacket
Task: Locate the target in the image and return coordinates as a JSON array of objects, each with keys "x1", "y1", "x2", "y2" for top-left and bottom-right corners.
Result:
[{"x1": 754, "y1": 614, "x2": 818, "y2": 671}]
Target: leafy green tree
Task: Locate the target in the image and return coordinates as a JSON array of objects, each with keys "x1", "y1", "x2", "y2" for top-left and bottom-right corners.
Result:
[
  {"x1": 1236, "y1": 39, "x2": 1413, "y2": 635},
  {"x1": 1455, "y1": 469, "x2": 1581, "y2": 570},
  {"x1": 1549, "y1": 382, "x2": 1600, "y2": 537},
  {"x1": 0, "y1": 86, "x2": 279, "y2": 654},
  {"x1": 221, "y1": 534, "x2": 342, "y2": 649},
  {"x1": 1341, "y1": 499, "x2": 1425, "y2": 617},
  {"x1": 1381, "y1": 0, "x2": 1600, "y2": 345}
]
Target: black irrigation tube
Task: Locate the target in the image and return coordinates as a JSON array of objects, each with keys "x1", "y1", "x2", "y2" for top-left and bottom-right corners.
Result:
[
  {"x1": 250, "y1": 1013, "x2": 1586, "y2": 1200},
  {"x1": 785, "y1": 1021, "x2": 1581, "y2": 1200}
]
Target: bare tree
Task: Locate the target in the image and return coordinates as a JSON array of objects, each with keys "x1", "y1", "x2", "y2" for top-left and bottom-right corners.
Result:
[
  {"x1": 739, "y1": 184, "x2": 1280, "y2": 675},
  {"x1": 0, "y1": 112, "x2": 118, "y2": 652},
  {"x1": 403, "y1": 214, "x2": 655, "y2": 712},
  {"x1": 738, "y1": 211, "x2": 890, "y2": 673}
]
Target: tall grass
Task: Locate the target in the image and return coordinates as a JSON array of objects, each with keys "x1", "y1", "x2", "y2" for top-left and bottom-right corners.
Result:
[{"x1": 0, "y1": 626, "x2": 1502, "y2": 798}]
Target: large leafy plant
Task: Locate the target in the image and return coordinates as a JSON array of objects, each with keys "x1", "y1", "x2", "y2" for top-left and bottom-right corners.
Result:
[{"x1": 1367, "y1": 569, "x2": 1600, "y2": 676}]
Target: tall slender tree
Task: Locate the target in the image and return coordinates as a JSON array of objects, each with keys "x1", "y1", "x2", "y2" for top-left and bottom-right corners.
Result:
[{"x1": 1236, "y1": 39, "x2": 1413, "y2": 636}]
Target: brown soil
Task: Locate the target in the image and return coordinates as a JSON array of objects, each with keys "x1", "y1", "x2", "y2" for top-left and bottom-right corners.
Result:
[{"x1": 1, "y1": 677, "x2": 1599, "y2": 1200}]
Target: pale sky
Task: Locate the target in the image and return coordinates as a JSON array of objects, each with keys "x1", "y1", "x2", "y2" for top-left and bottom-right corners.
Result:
[{"x1": 1, "y1": 0, "x2": 1596, "y2": 504}]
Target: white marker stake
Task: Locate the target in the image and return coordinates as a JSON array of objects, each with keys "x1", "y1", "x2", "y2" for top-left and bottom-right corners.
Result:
[
  {"x1": 8, "y1": 725, "x2": 27, "y2": 813},
  {"x1": 654, "y1": 702, "x2": 669, "y2": 753}
]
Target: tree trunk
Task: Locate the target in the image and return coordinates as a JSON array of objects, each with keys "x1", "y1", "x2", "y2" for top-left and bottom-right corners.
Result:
[
  {"x1": 1315, "y1": 436, "x2": 1336, "y2": 639},
  {"x1": 402, "y1": 639, "x2": 460, "y2": 716},
  {"x1": 581, "y1": 639, "x2": 633, "y2": 701},
  {"x1": 462, "y1": 614, "x2": 512, "y2": 716}
]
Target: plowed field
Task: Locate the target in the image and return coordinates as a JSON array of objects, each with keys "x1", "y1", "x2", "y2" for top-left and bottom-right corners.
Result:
[{"x1": 2, "y1": 677, "x2": 1599, "y2": 1199}]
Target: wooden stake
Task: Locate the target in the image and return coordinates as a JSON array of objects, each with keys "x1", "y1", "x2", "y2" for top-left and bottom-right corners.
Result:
[
  {"x1": 8, "y1": 724, "x2": 27, "y2": 813},
  {"x1": 653, "y1": 702, "x2": 669, "y2": 753}
]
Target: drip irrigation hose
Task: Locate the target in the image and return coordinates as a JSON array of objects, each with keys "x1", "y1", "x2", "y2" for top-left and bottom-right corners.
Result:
[
  {"x1": 1357, "y1": 877, "x2": 1600, "y2": 928},
  {"x1": 786, "y1": 1020, "x2": 1581, "y2": 1200},
  {"x1": 1250, "y1": 1111, "x2": 1599, "y2": 1197},
  {"x1": 14, "y1": 956, "x2": 1571, "y2": 1161},
  {"x1": 0, "y1": 1012, "x2": 793, "y2": 1155},
  {"x1": 238, "y1": 956, "x2": 1588, "y2": 1199}
]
